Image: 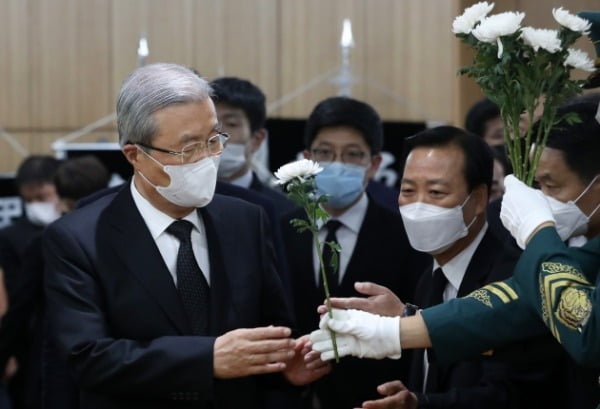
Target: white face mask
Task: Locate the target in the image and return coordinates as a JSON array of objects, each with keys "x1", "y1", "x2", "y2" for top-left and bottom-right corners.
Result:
[
  {"x1": 138, "y1": 147, "x2": 219, "y2": 208},
  {"x1": 217, "y1": 143, "x2": 247, "y2": 179},
  {"x1": 25, "y1": 201, "x2": 61, "y2": 226},
  {"x1": 545, "y1": 175, "x2": 600, "y2": 240},
  {"x1": 399, "y1": 195, "x2": 476, "y2": 254}
]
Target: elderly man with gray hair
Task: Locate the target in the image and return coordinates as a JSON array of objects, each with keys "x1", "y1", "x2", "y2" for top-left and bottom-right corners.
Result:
[{"x1": 43, "y1": 63, "x2": 328, "y2": 409}]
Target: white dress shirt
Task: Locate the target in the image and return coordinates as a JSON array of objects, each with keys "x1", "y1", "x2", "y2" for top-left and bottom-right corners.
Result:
[
  {"x1": 432, "y1": 222, "x2": 488, "y2": 301},
  {"x1": 130, "y1": 179, "x2": 211, "y2": 286},
  {"x1": 312, "y1": 193, "x2": 369, "y2": 285},
  {"x1": 423, "y1": 222, "x2": 488, "y2": 391}
]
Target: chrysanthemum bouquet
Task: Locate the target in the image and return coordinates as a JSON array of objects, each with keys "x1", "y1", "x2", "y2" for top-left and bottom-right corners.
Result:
[
  {"x1": 454, "y1": 2, "x2": 596, "y2": 185},
  {"x1": 275, "y1": 159, "x2": 341, "y2": 362}
]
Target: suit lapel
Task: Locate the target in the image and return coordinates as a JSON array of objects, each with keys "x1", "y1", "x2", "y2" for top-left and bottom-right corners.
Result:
[
  {"x1": 436, "y1": 230, "x2": 495, "y2": 389},
  {"x1": 100, "y1": 186, "x2": 191, "y2": 334},
  {"x1": 339, "y1": 202, "x2": 375, "y2": 292},
  {"x1": 199, "y1": 203, "x2": 235, "y2": 335},
  {"x1": 457, "y1": 230, "x2": 495, "y2": 297}
]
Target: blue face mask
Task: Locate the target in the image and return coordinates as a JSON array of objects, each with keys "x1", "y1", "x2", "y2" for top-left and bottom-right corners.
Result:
[{"x1": 315, "y1": 162, "x2": 367, "y2": 209}]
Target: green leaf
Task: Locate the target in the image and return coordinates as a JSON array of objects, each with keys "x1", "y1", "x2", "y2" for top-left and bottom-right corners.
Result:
[
  {"x1": 289, "y1": 218, "x2": 307, "y2": 230},
  {"x1": 325, "y1": 240, "x2": 341, "y2": 273}
]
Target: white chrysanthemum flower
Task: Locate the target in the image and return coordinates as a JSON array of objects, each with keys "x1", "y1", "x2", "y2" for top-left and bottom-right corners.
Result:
[
  {"x1": 472, "y1": 12, "x2": 525, "y2": 58},
  {"x1": 472, "y1": 11, "x2": 525, "y2": 42},
  {"x1": 520, "y1": 27, "x2": 561, "y2": 53},
  {"x1": 564, "y1": 48, "x2": 595, "y2": 72},
  {"x1": 274, "y1": 159, "x2": 323, "y2": 185},
  {"x1": 553, "y1": 7, "x2": 591, "y2": 34},
  {"x1": 452, "y1": 1, "x2": 495, "y2": 35}
]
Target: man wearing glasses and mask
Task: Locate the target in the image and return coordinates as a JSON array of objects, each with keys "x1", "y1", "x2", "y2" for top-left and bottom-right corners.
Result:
[
  {"x1": 43, "y1": 63, "x2": 329, "y2": 409},
  {"x1": 281, "y1": 96, "x2": 429, "y2": 409}
]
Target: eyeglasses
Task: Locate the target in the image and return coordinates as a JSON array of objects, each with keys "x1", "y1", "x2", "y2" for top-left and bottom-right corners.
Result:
[
  {"x1": 135, "y1": 132, "x2": 229, "y2": 164},
  {"x1": 310, "y1": 148, "x2": 368, "y2": 165}
]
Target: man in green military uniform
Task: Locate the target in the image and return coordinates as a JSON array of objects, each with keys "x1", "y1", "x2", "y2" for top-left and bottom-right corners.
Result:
[{"x1": 310, "y1": 98, "x2": 600, "y2": 408}]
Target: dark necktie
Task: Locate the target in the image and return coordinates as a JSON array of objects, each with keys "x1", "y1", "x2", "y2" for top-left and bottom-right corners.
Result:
[
  {"x1": 166, "y1": 220, "x2": 210, "y2": 335},
  {"x1": 321, "y1": 220, "x2": 343, "y2": 293},
  {"x1": 428, "y1": 267, "x2": 448, "y2": 307},
  {"x1": 424, "y1": 267, "x2": 448, "y2": 392}
]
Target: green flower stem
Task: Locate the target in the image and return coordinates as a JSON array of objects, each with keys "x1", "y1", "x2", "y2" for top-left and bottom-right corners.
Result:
[
  {"x1": 285, "y1": 176, "x2": 340, "y2": 363},
  {"x1": 312, "y1": 230, "x2": 340, "y2": 363}
]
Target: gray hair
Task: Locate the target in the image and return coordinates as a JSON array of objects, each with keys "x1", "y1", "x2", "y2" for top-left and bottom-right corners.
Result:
[{"x1": 116, "y1": 63, "x2": 212, "y2": 146}]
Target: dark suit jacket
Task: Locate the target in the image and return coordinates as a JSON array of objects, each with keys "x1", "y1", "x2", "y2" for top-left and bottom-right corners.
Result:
[
  {"x1": 0, "y1": 216, "x2": 43, "y2": 304},
  {"x1": 249, "y1": 172, "x2": 295, "y2": 217},
  {"x1": 0, "y1": 217, "x2": 44, "y2": 407},
  {"x1": 408, "y1": 228, "x2": 520, "y2": 409},
  {"x1": 281, "y1": 197, "x2": 431, "y2": 409},
  {"x1": 78, "y1": 181, "x2": 293, "y2": 299},
  {"x1": 487, "y1": 198, "x2": 520, "y2": 252},
  {"x1": 43, "y1": 186, "x2": 294, "y2": 409},
  {"x1": 365, "y1": 180, "x2": 401, "y2": 213}
]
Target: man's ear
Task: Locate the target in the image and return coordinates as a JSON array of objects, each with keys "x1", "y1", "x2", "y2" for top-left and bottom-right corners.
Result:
[
  {"x1": 249, "y1": 128, "x2": 267, "y2": 154},
  {"x1": 302, "y1": 149, "x2": 311, "y2": 159},
  {"x1": 122, "y1": 144, "x2": 140, "y2": 167}
]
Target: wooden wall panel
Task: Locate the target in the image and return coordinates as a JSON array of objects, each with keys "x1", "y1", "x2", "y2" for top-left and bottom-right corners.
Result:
[
  {"x1": 31, "y1": 0, "x2": 111, "y2": 128},
  {"x1": 110, "y1": 0, "x2": 195, "y2": 104},
  {"x1": 0, "y1": 134, "x2": 30, "y2": 176},
  {"x1": 216, "y1": 0, "x2": 280, "y2": 103},
  {"x1": 0, "y1": 0, "x2": 598, "y2": 174},
  {"x1": 278, "y1": 0, "x2": 366, "y2": 118},
  {"x1": 364, "y1": 0, "x2": 458, "y2": 122},
  {"x1": 0, "y1": 0, "x2": 32, "y2": 129}
]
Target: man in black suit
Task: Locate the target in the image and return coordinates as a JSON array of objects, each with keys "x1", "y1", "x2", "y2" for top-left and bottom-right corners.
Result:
[
  {"x1": 317, "y1": 126, "x2": 524, "y2": 408},
  {"x1": 210, "y1": 76, "x2": 294, "y2": 217},
  {"x1": 315, "y1": 104, "x2": 600, "y2": 409},
  {"x1": 0, "y1": 155, "x2": 61, "y2": 409},
  {"x1": 396, "y1": 127, "x2": 519, "y2": 408},
  {"x1": 43, "y1": 63, "x2": 328, "y2": 409},
  {"x1": 281, "y1": 96, "x2": 429, "y2": 409}
]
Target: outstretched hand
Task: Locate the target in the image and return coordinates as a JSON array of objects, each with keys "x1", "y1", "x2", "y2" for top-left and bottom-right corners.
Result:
[
  {"x1": 320, "y1": 282, "x2": 405, "y2": 317},
  {"x1": 283, "y1": 335, "x2": 331, "y2": 385},
  {"x1": 213, "y1": 326, "x2": 295, "y2": 379},
  {"x1": 360, "y1": 380, "x2": 418, "y2": 409}
]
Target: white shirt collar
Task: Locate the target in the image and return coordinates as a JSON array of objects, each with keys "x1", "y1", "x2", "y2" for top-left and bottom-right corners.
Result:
[
  {"x1": 229, "y1": 169, "x2": 253, "y2": 189},
  {"x1": 318, "y1": 192, "x2": 368, "y2": 233},
  {"x1": 130, "y1": 178, "x2": 200, "y2": 238},
  {"x1": 313, "y1": 193, "x2": 369, "y2": 284},
  {"x1": 433, "y1": 222, "x2": 488, "y2": 294}
]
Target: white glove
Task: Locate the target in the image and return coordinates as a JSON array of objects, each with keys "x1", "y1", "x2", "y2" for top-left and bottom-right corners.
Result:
[
  {"x1": 500, "y1": 175, "x2": 555, "y2": 249},
  {"x1": 310, "y1": 309, "x2": 401, "y2": 361}
]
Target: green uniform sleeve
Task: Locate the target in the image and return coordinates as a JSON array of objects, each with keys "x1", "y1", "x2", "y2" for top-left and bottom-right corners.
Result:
[
  {"x1": 514, "y1": 226, "x2": 600, "y2": 366},
  {"x1": 421, "y1": 277, "x2": 547, "y2": 365},
  {"x1": 564, "y1": 238, "x2": 600, "y2": 283}
]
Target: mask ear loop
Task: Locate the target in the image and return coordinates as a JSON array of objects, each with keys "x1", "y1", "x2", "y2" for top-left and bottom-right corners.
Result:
[
  {"x1": 574, "y1": 174, "x2": 600, "y2": 219},
  {"x1": 587, "y1": 202, "x2": 600, "y2": 220},
  {"x1": 460, "y1": 192, "x2": 479, "y2": 229},
  {"x1": 574, "y1": 174, "x2": 599, "y2": 203},
  {"x1": 135, "y1": 145, "x2": 167, "y2": 189}
]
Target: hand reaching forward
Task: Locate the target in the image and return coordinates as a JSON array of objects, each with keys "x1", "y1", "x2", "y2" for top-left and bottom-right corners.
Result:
[
  {"x1": 311, "y1": 309, "x2": 401, "y2": 361},
  {"x1": 283, "y1": 334, "x2": 331, "y2": 385},
  {"x1": 360, "y1": 380, "x2": 418, "y2": 409},
  {"x1": 321, "y1": 282, "x2": 405, "y2": 317},
  {"x1": 213, "y1": 326, "x2": 295, "y2": 378}
]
